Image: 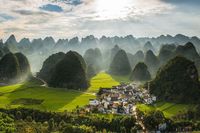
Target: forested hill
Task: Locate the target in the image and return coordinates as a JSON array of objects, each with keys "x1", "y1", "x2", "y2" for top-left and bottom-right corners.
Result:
[{"x1": 149, "y1": 56, "x2": 200, "y2": 103}]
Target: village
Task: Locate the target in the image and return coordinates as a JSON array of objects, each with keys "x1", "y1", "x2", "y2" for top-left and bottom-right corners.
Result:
[{"x1": 85, "y1": 82, "x2": 157, "y2": 115}]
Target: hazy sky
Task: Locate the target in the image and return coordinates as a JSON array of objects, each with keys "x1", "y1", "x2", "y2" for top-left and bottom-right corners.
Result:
[{"x1": 0, "y1": 0, "x2": 199, "y2": 40}]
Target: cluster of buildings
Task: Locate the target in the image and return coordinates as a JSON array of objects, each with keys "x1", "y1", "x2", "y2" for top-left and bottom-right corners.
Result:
[{"x1": 86, "y1": 83, "x2": 156, "y2": 114}]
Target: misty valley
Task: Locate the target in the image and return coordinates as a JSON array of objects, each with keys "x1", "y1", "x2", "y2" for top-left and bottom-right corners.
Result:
[{"x1": 0, "y1": 34, "x2": 200, "y2": 132}]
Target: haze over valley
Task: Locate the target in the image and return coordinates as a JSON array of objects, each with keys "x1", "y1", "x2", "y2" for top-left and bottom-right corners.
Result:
[{"x1": 0, "y1": 0, "x2": 200, "y2": 132}]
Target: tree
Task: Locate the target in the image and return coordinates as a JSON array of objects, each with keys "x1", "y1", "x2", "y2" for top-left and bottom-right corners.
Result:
[
  {"x1": 59, "y1": 120, "x2": 66, "y2": 130},
  {"x1": 48, "y1": 118, "x2": 55, "y2": 131},
  {"x1": 195, "y1": 104, "x2": 200, "y2": 119},
  {"x1": 153, "y1": 111, "x2": 165, "y2": 124},
  {"x1": 130, "y1": 127, "x2": 137, "y2": 133},
  {"x1": 120, "y1": 116, "x2": 136, "y2": 133},
  {"x1": 63, "y1": 124, "x2": 74, "y2": 133},
  {"x1": 16, "y1": 111, "x2": 22, "y2": 120},
  {"x1": 26, "y1": 116, "x2": 32, "y2": 122},
  {"x1": 143, "y1": 111, "x2": 165, "y2": 130},
  {"x1": 0, "y1": 112, "x2": 16, "y2": 133}
]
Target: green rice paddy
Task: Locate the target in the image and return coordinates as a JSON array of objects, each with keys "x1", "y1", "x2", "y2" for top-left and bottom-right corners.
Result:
[{"x1": 0, "y1": 72, "x2": 119, "y2": 111}]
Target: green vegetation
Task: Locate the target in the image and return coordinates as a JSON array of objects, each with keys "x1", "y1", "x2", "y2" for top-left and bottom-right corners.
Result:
[
  {"x1": 0, "y1": 82, "x2": 95, "y2": 111},
  {"x1": 109, "y1": 49, "x2": 131, "y2": 75},
  {"x1": 0, "y1": 112, "x2": 15, "y2": 132},
  {"x1": 110, "y1": 74, "x2": 131, "y2": 83},
  {"x1": 137, "y1": 102, "x2": 196, "y2": 118},
  {"x1": 11, "y1": 98, "x2": 44, "y2": 105},
  {"x1": 127, "y1": 50, "x2": 145, "y2": 70},
  {"x1": 15, "y1": 53, "x2": 31, "y2": 77},
  {"x1": 150, "y1": 56, "x2": 200, "y2": 103},
  {"x1": 0, "y1": 108, "x2": 140, "y2": 133},
  {"x1": 37, "y1": 51, "x2": 88, "y2": 90},
  {"x1": 49, "y1": 51, "x2": 88, "y2": 90},
  {"x1": 0, "y1": 72, "x2": 119, "y2": 111},
  {"x1": 37, "y1": 52, "x2": 65, "y2": 83},
  {"x1": 144, "y1": 50, "x2": 159, "y2": 75},
  {"x1": 84, "y1": 48, "x2": 103, "y2": 73},
  {"x1": 175, "y1": 42, "x2": 200, "y2": 61},
  {"x1": 0, "y1": 52, "x2": 31, "y2": 83},
  {"x1": 0, "y1": 53, "x2": 20, "y2": 83},
  {"x1": 130, "y1": 62, "x2": 151, "y2": 81},
  {"x1": 86, "y1": 64, "x2": 96, "y2": 79},
  {"x1": 87, "y1": 72, "x2": 119, "y2": 93},
  {"x1": 158, "y1": 44, "x2": 176, "y2": 65}
]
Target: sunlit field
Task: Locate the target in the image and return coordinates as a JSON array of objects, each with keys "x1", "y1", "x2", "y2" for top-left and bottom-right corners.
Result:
[
  {"x1": 0, "y1": 72, "x2": 119, "y2": 111},
  {"x1": 0, "y1": 83, "x2": 95, "y2": 111},
  {"x1": 110, "y1": 74, "x2": 131, "y2": 83},
  {"x1": 87, "y1": 72, "x2": 120, "y2": 93},
  {"x1": 0, "y1": 72, "x2": 196, "y2": 118},
  {"x1": 137, "y1": 102, "x2": 196, "y2": 118}
]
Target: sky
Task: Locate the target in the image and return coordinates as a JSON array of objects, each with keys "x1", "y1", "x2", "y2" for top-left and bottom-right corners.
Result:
[{"x1": 0, "y1": 0, "x2": 200, "y2": 40}]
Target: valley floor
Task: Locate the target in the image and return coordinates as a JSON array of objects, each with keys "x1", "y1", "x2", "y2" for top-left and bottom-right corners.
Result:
[
  {"x1": 0, "y1": 72, "x2": 196, "y2": 119},
  {"x1": 0, "y1": 72, "x2": 119, "y2": 111}
]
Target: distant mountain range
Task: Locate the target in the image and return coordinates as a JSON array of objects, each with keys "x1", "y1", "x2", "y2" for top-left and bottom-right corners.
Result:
[
  {"x1": 1, "y1": 34, "x2": 200, "y2": 53},
  {"x1": 1, "y1": 34, "x2": 199, "y2": 73}
]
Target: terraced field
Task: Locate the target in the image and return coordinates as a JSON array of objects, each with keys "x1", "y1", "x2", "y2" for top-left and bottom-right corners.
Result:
[{"x1": 137, "y1": 102, "x2": 196, "y2": 118}]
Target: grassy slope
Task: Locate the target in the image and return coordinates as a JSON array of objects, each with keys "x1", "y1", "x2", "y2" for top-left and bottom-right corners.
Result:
[
  {"x1": 0, "y1": 72, "x2": 119, "y2": 111},
  {"x1": 137, "y1": 102, "x2": 196, "y2": 118}
]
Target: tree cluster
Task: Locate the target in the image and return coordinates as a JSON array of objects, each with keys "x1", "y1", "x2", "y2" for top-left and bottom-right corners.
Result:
[
  {"x1": 0, "y1": 108, "x2": 140, "y2": 133},
  {"x1": 149, "y1": 56, "x2": 200, "y2": 103}
]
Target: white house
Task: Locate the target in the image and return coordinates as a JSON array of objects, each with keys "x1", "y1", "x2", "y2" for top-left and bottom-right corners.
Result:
[
  {"x1": 152, "y1": 96, "x2": 156, "y2": 101},
  {"x1": 104, "y1": 102, "x2": 109, "y2": 109},
  {"x1": 89, "y1": 99, "x2": 100, "y2": 106}
]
